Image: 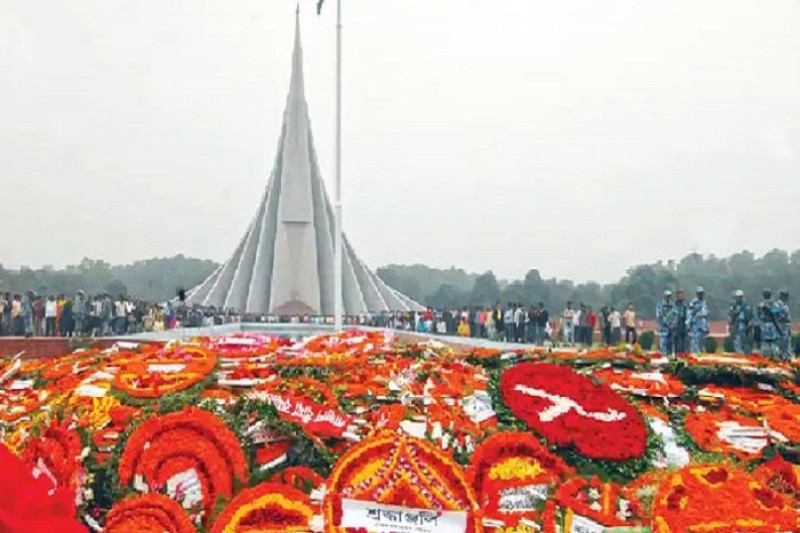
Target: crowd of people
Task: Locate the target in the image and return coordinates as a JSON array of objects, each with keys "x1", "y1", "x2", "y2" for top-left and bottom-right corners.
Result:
[
  {"x1": 0, "y1": 292, "x2": 202, "y2": 337},
  {"x1": 0, "y1": 289, "x2": 794, "y2": 360},
  {"x1": 656, "y1": 286, "x2": 793, "y2": 360},
  {"x1": 378, "y1": 302, "x2": 637, "y2": 347}
]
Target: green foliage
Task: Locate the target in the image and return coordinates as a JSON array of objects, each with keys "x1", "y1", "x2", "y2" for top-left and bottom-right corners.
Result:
[
  {"x1": 0, "y1": 255, "x2": 218, "y2": 301},
  {"x1": 704, "y1": 336, "x2": 719, "y2": 354},
  {"x1": 639, "y1": 331, "x2": 655, "y2": 350},
  {"x1": 375, "y1": 249, "x2": 800, "y2": 320}
]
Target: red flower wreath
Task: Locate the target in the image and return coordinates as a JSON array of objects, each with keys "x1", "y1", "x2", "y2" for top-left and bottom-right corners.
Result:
[
  {"x1": 104, "y1": 493, "x2": 195, "y2": 533},
  {"x1": 118, "y1": 407, "x2": 248, "y2": 520},
  {"x1": 210, "y1": 483, "x2": 314, "y2": 533},
  {"x1": 500, "y1": 363, "x2": 647, "y2": 460},
  {"x1": 467, "y1": 432, "x2": 574, "y2": 527}
]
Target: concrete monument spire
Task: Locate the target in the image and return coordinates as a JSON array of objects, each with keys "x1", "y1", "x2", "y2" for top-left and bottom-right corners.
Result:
[{"x1": 186, "y1": 12, "x2": 422, "y2": 315}]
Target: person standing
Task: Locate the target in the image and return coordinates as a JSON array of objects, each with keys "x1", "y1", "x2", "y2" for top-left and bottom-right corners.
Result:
[
  {"x1": 656, "y1": 290, "x2": 676, "y2": 355},
  {"x1": 728, "y1": 290, "x2": 752, "y2": 354},
  {"x1": 73, "y1": 291, "x2": 86, "y2": 336},
  {"x1": 11, "y1": 295, "x2": 23, "y2": 336},
  {"x1": 674, "y1": 290, "x2": 689, "y2": 354},
  {"x1": 561, "y1": 302, "x2": 577, "y2": 346},
  {"x1": 492, "y1": 303, "x2": 503, "y2": 341},
  {"x1": 562, "y1": 302, "x2": 575, "y2": 345},
  {"x1": 535, "y1": 302, "x2": 548, "y2": 345},
  {"x1": 623, "y1": 303, "x2": 637, "y2": 344},
  {"x1": 504, "y1": 302, "x2": 515, "y2": 342},
  {"x1": 775, "y1": 290, "x2": 792, "y2": 360},
  {"x1": 600, "y1": 306, "x2": 611, "y2": 345},
  {"x1": 687, "y1": 287, "x2": 709, "y2": 353},
  {"x1": 588, "y1": 307, "x2": 597, "y2": 345},
  {"x1": 21, "y1": 292, "x2": 34, "y2": 338},
  {"x1": 756, "y1": 289, "x2": 780, "y2": 357},
  {"x1": 44, "y1": 295, "x2": 57, "y2": 337},
  {"x1": 59, "y1": 296, "x2": 74, "y2": 337},
  {"x1": 577, "y1": 304, "x2": 592, "y2": 345},
  {"x1": 514, "y1": 304, "x2": 525, "y2": 342},
  {"x1": 609, "y1": 306, "x2": 622, "y2": 344}
]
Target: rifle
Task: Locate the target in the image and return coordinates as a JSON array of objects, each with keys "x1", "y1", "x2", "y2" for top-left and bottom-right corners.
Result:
[{"x1": 762, "y1": 304, "x2": 782, "y2": 336}]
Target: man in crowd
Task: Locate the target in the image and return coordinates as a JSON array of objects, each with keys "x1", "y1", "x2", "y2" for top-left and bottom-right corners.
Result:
[
  {"x1": 562, "y1": 302, "x2": 575, "y2": 345},
  {"x1": 534, "y1": 302, "x2": 548, "y2": 345},
  {"x1": 623, "y1": 303, "x2": 637, "y2": 344},
  {"x1": 756, "y1": 289, "x2": 779, "y2": 357},
  {"x1": 44, "y1": 295, "x2": 57, "y2": 337},
  {"x1": 687, "y1": 287, "x2": 709, "y2": 353},
  {"x1": 674, "y1": 290, "x2": 689, "y2": 354},
  {"x1": 728, "y1": 290, "x2": 751, "y2": 354},
  {"x1": 600, "y1": 306, "x2": 611, "y2": 345},
  {"x1": 656, "y1": 290, "x2": 676, "y2": 355},
  {"x1": 504, "y1": 302, "x2": 515, "y2": 342},
  {"x1": 608, "y1": 306, "x2": 622, "y2": 344},
  {"x1": 776, "y1": 290, "x2": 792, "y2": 360}
]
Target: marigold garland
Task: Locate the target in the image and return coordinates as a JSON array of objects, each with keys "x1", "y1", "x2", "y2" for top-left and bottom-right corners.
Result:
[
  {"x1": 467, "y1": 432, "x2": 574, "y2": 527},
  {"x1": 323, "y1": 431, "x2": 483, "y2": 532},
  {"x1": 118, "y1": 407, "x2": 248, "y2": 518},
  {"x1": 21, "y1": 420, "x2": 83, "y2": 489},
  {"x1": 651, "y1": 464, "x2": 798, "y2": 532},
  {"x1": 104, "y1": 493, "x2": 195, "y2": 533},
  {"x1": 684, "y1": 408, "x2": 780, "y2": 458},
  {"x1": 210, "y1": 483, "x2": 314, "y2": 533},
  {"x1": 554, "y1": 476, "x2": 643, "y2": 528}
]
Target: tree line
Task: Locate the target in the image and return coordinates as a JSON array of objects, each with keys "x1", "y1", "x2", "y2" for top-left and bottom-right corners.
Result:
[
  {"x1": 377, "y1": 249, "x2": 800, "y2": 320},
  {"x1": 2, "y1": 249, "x2": 799, "y2": 321}
]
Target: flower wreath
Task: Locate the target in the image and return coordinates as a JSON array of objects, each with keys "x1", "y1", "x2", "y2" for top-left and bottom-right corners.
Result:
[
  {"x1": 684, "y1": 408, "x2": 783, "y2": 459},
  {"x1": 323, "y1": 431, "x2": 483, "y2": 532},
  {"x1": 652, "y1": 464, "x2": 799, "y2": 532},
  {"x1": 104, "y1": 493, "x2": 195, "y2": 533},
  {"x1": 210, "y1": 483, "x2": 314, "y2": 533},
  {"x1": 467, "y1": 432, "x2": 574, "y2": 528},
  {"x1": 500, "y1": 363, "x2": 647, "y2": 460},
  {"x1": 553, "y1": 476, "x2": 643, "y2": 530},
  {"x1": 118, "y1": 407, "x2": 248, "y2": 521}
]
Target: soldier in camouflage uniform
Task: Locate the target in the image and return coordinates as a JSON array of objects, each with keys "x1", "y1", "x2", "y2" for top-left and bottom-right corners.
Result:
[
  {"x1": 656, "y1": 290, "x2": 677, "y2": 355},
  {"x1": 728, "y1": 290, "x2": 752, "y2": 354},
  {"x1": 687, "y1": 286, "x2": 710, "y2": 353},
  {"x1": 756, "y1": 289, "x2": 780, "y2": 358},
  {"x1": 775, "y1": 290, "x2": 792, "y2": 360}
]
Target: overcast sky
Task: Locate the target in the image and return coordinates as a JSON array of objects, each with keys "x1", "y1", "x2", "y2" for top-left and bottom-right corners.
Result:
[{"x1": 1, "y1": 0, "x2": 799, "y2": 283}]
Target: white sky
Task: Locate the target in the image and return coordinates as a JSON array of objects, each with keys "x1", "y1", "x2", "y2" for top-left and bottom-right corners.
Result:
[{"x1": 1, "y1": 0, "x2": 799, "y2": 283}]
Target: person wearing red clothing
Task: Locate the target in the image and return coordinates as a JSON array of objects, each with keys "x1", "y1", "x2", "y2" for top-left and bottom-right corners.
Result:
[
  {"x1": 587, "y1": 307, "x2": 597, "y2": 346},
  {"x1": 0, "y1": 444, "x2": 86, "y2": 533}
]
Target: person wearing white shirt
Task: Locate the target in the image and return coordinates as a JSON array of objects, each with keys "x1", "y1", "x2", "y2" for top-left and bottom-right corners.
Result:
[
  {"x1": 608, "y1": 307, "x2": 622, "y2": 344},
  {"x1": 562, "y1": 302, "x2": 576, "y2": 345},
  {"x1": 44, "y1": 295, "x2": 58, "y2": 337}
]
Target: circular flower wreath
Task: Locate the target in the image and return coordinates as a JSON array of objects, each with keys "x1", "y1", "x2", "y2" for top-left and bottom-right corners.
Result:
[
  {"x1": 118, "y1": 407, "x2": 248, "y2": 520},
  {"x1": 113, "y1": 346, "x2": 218, "y2": 399},
  {"x1": 210, "y1": 483, "x2": 314, "y2": 533},
  {"x1": 652, "y1": 464, "x2": 798, "y2": 532},
  {"x1": 500, "y1": 363, "x2": 647, "y2": 461},
  {"x1": 467, "y1": 432, "x2": 574, "y2": 527},
  {"x1": 21, "y1": 420, "x2": 83, "y2": 490},
  {"x1": 323, "y1": 431, "x2": 483, "y2": 533},
  {"x1": 684, "y1": 408, "x2": 779, "y2": 459},
  {"x1": 104, "y1": 493, "x2": 195, "y2": 533}
]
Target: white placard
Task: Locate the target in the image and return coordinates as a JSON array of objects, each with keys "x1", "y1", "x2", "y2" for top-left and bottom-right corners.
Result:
[
  {"x1": 147, "y1": 363, "x2": 186, "y2": 373},
  {"x1": 340, "y1": 499, "x2": 467, "y2": 533},
  {"x1": 167, "y1": 468, "x2": 203, "y2": 510},
  {"x1": 498, "y1": 484, "x2": 549, "y2": 512},
  {"x1": 461, "y1": 391, "x2": 496, "y2": 424},
  {"x1": 9, "y1": 379, "x2": 34, "y2": 390},
  {"x1": 570, "y1": 514, "x2": 605, "y2": 533},
  {"x1": 75, "y1": 384, "x2": 108, "y2": 398}
]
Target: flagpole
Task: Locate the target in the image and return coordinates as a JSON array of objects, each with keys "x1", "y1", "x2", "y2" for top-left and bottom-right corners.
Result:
[{"x1": 333, "y1": 0, "x2": 343, "y2": 332}]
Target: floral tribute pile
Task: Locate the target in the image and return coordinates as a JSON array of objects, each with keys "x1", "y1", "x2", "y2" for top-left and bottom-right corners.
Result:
[{"x1": 2, "y1": 331, "x2": 800, "y2": 532}]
